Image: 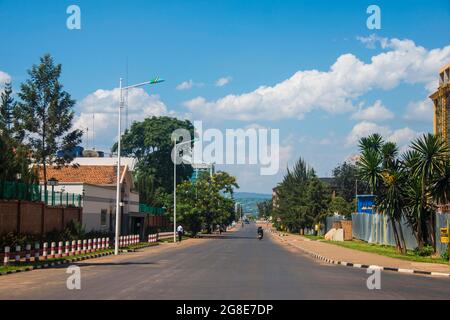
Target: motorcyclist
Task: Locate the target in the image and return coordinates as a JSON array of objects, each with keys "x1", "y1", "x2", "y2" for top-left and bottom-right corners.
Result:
[{"x1": 257, "y1": 226, "x2": 264, "y2": 239}]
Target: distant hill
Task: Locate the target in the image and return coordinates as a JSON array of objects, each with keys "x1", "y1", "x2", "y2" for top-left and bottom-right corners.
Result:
[{"x1": 234, "y1": 192, "x2": 272, "y2": 216}]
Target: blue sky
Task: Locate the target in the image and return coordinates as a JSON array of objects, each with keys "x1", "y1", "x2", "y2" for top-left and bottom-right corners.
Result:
[{"x1": 0, "y1": 0, "x2": 449, "y2": 193}]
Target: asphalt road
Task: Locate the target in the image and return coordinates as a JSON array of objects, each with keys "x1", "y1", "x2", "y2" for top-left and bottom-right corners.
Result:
[{"x1": 0, "y1": 223, "x2": 449, "y2": 300}]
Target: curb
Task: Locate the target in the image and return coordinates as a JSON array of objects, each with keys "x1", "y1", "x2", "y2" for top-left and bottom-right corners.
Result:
[
  {"x1": 273, "y1": 232, "x2": 450, "y2": 279},
  {"x1": 0, "y1": 242, "x2": 164, "y2": 277},
  {"x1": 0, "y1": 251, "x2": 115, "y2": 277}
]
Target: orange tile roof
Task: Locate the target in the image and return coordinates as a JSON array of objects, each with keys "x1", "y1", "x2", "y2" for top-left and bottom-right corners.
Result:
[{"x1": 38, "y1": 165, "x2": 126, "y2": 185}]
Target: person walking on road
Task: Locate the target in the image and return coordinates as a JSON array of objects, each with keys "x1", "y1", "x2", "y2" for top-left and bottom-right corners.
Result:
[{"x1": 177, "y1": 224, "x2": 184, "y2": 243}]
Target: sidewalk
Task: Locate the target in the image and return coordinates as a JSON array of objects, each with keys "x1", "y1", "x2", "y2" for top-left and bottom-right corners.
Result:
[{"x1": 270, "y1": 230, "x2": 450, "y2": 277}]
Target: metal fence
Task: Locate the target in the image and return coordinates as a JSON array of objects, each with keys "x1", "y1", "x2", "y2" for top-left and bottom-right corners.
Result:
[
  {"x1": 0, "y1": 180, "x2": 81, "y2": 208},
  {"x1": 352, "y1": 213, "x2": 450, "y2": 255},
  {"x1": 436, "y1": 213, "x2": 450, "y2": 256},
  {"x1": 139, "y1": 203, "x2": 166, "y2": 216}
]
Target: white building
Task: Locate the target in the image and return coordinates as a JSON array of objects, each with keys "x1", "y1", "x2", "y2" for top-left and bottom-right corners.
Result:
[{"x1": 38, "y1": 157, "x2": 145, "y2": 235}]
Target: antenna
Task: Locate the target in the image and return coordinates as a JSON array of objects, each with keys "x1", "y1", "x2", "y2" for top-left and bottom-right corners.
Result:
[
  {"x1": 85, "y1": 127, "x2": 89, "y2": 149},
  {"x1": 92, "y1": 112, "x2": 95, "y2": 150},
  {"x1": 125, "y1": 57, "x2": 129, "y2": 131}
]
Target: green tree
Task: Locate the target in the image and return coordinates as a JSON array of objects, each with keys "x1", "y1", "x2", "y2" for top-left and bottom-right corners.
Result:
[
  {"x1": 408, "y1": 133, "x2": 448, "y2": 250},
  {"x1": 378, "y1": 166, "x2": 407, "y2": 253},
  {"x1": 332, "y1": 162, "x2": 369, "y2": 203},
  {"x1": 175, "y1": 171, "x2": 239, "y2": 235},
  {"x1": 0, "y1": 81, "x2": 14, "y2": 133},
  {"x1": 273, "y1": 157, "x2": 329, "y2": 234},
  {"x1": 357, "y1": 147, "x2": 382, "y2": 194},
  {"x1": 329, "y1": 196, "x2": 351, "y2": 217},
  {"x1": 115, "y1": 116, "x2": 194, "y2": 205},
  {"x1": 15, "y1": 54, "x2": 82, "y2": 191},
  {"x1": 257, "y1": 199, "x2": 272, "y2": 219}
]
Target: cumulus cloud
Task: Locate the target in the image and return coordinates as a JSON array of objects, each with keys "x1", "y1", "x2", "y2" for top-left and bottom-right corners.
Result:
[
  {"x1": 215, "y1": 76, "x2": 232, "y2": 87},
  {"x1": 0, "y1": 70, "x2": 11, "y2": 94},
  {"x1": 176, "y1": 79, "x2": 204, "y2": 91},
  {"x1": 73, "y1": 87, "x2": 168, "y2": 149},
  {"x1": 351, "y1": 100, "x2": 394, "y2": 122},
  {"x1": 356, "y1": 34, "x2": 389, "y2": 49},
  {"x1": 404, "y1": 99, "x2": 433, "y2": 123},
  {"x1": 184, "y1": 38, "x2": 450, "y2": 121},
  {"x1": 346, "y1": 121, "x2": 421, "y2": 149}
]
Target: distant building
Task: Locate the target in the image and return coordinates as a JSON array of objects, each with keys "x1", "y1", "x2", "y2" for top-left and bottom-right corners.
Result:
[
  {"x1": 190, "y1": 163, "x2": 215, "y2": 183},
  {"x1": 430, "y1": 62, "x2": 450, "y2": 146}
]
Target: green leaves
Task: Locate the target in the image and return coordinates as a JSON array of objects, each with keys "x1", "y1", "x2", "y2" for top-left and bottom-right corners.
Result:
[
  {"x1": 14, "y1": 54, "x2": 82, "y2": 182},
  {"x1": 357, "y1": 132, "x2": 450, "y2": 251},
  {"x1": 273, "y1": 157, "x2": 330, "y2": 233},
  {"x1": 175, "y1": 171, "x2": 239, "y2": 235}
]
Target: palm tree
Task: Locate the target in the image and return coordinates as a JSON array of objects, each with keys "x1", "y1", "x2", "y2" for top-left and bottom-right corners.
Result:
[
  {"x1": 359, "y1": 133, "x2": 384, "y2": 153},
  {"x1": 357, "y1": 148, "x2": 382, "y2": 194},
  {"x1": 431, "y1": 160, "x2": 450, "y2": 210},
  {"x1": 378, "y1": 164, "x2": 407, "y2": 253},
  {"x1": 381, "y1": 142, "x2": 399, "y2": 170},
  {"x1": 409, "y1": 134, "x2": 448, "y2": 250}
]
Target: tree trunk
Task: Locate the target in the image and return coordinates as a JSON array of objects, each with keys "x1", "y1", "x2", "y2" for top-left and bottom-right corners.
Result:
[
  {"x1": 397, "y1": 219, "x2": 407, "y2": 254},
  {"x1": 417, "y1": 219, "x2": 424, "y2": 250},
  {"x1": 390, "y1": 218, "x2": 402, "y2": 253},
  {"x1": 430, "y1": 213, "x2": 436, "y2": 252}
]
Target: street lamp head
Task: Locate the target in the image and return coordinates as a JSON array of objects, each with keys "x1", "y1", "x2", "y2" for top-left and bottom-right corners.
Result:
[{"x1": 150, "y1": 77, "x2": 165, "y2": 84}]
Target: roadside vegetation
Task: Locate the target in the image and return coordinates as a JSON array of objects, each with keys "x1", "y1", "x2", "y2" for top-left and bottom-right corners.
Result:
[{"x1": 266, "y1": 132, "x2": 449, "y2": 262}]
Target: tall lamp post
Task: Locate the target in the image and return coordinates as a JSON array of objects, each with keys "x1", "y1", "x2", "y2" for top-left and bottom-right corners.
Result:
[
  {"x1": 114, "y1": 76, "x2": 164, "y2": 256},
  {"x1": 173, "y1": 138, "x2": 196, "y2": 243}
]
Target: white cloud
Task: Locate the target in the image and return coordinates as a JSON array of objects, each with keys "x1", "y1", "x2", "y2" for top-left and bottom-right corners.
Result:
[
  {"x1": 176, "y1": 79, "x2": 205, "y2": 91},
  {"x1": 346, "y1": 121, "x2": 420, "y2": 149},
  {"x1": 184, "y1": 38, "x2": 450, "y2": 121},
  {"x1": 176, "y1": 80, "x2": 194, "y2": 90},
  {"x1": 215, "y1": 76, "x2": 232, "y2": 87},
  {"x1": 351, "y1": 100, "x2": 394, "y2": 122},
  {"x1": 0, "y1": 71, "x2": 11, "y2": 94},
  {"x1": 404, "y1": 99, "x2": 433, "y2": 123},
  {"x1": 356, "y1": 34, "x2": 389, "y2": 49},
  {"x1": 387, "y1": 127, "x2": 420, "y2": 147},
  {"x1": 74, "y1": 87, "x2": 168, "y2": 149}
]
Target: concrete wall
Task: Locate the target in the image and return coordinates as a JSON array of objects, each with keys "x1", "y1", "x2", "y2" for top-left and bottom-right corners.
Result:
[{"x1": 0, "y1": 200, "x2": 82, "y2": 235}]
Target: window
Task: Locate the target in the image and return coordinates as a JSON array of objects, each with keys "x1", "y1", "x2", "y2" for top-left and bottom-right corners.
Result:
[{"x1": 101, "y1": 209, "x2": 107, "y2": 226}]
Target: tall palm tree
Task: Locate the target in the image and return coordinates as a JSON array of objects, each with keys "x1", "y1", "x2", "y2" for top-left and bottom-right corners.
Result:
[
  {"x1": 359, "y1": 133, "x2": 384, "y2": 153},
  {"x1": 381, "y1": 142, "x2": 399, "y2": 170},
  {"x1": 431, "y1": 160, "x2": 450, "y2": 211},
  {"x1": 409, "y1": 134, "x2": 448, "y2": 250},
  {"x1": 357, "y1": 148, "x2": 382, "y2": 194},
  {"x1": 378, "y1": 163, "x2": 407, "y2": 253}
]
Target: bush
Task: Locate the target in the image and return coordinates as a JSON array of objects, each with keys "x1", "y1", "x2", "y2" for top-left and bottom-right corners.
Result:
[
  {"x1": 441, "y1": 245, "x2": 449, "y2": 261},
  {"x1": 0, "y1": 221, "x2": 111, "y2": 249},
  {"x1": 413, "y1": 245, "x2": 434, "y2": 257}
]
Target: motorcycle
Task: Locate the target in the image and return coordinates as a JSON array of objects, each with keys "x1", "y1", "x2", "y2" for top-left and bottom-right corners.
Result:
[{"x1": 258, "y1": 233, "x2": 263, "y2": 240}]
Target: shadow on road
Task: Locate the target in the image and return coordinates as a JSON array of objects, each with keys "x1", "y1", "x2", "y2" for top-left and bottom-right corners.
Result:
[
  {"x1": 196, "y1": 234, "x2": 260, "y2": 240},
  {"x1": 75, "y1": 261, "x2": 157, "y2": 267}
]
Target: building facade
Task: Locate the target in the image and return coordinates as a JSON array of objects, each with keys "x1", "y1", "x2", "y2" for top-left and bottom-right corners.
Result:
[
  {"x1": 430, "y1": 62, "x2": 450, "y2": 146},
  {"x1": 38, "y1": 158, "x2": 143, "y2": 235}
]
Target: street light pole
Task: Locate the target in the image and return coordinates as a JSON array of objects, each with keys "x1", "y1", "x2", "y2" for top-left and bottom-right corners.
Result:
[
  {"x1": 114, "y1": 76, "x2": 164, "y2": 256},
  {"x1": 114, "y1": 78, "x2": 123, "y2": 256},
  {"x1": 173, "y1": 140, "x2": 177, "y2": 244},
  {"x1": 173, "y1": 138, "x2": 196, "y2": 243}
]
